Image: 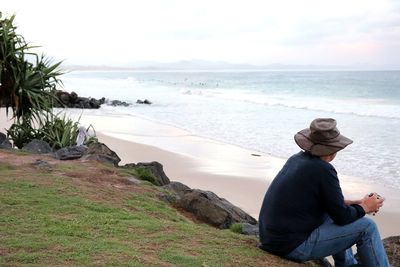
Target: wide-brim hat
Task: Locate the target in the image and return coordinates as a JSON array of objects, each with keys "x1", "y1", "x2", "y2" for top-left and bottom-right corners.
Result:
[{"x1": 294, "y1": 118, "x2": 353, "y2": 156}]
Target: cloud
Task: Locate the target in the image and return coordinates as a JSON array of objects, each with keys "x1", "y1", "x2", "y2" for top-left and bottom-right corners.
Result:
[{"x1": 2, "y1": 0, "x2": 399, "y2": 66}]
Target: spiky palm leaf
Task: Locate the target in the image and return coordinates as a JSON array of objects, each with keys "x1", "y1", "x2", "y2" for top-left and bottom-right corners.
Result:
[
  {"x1": 0, "y1": 13, "x2": 63, "y2": 123},
  {"x1": 0, "y1": 13, "x2": 78, "y2": 149}
]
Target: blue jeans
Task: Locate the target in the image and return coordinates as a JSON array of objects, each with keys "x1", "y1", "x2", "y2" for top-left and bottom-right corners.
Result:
[{"x1": 286, "y1": 216, "x2": 390, "y2": 267}]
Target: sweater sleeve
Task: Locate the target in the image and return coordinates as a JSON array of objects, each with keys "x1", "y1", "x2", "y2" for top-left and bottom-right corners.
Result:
[{"x1": 319, "y1": 166, "x2": 365, "y2": 225}]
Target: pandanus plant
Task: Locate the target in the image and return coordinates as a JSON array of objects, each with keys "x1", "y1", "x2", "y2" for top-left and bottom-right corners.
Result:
[{"x1": 0, "y1": 13, "x2": 79, "y2": 149}]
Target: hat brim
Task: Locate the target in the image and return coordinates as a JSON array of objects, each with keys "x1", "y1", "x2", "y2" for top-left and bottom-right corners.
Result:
[{"x1": 294, "y1": 128, "x2": 353, "y2": 156}]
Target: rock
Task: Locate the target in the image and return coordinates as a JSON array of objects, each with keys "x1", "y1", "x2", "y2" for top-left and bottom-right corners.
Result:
[
  {"x1": 59, "y1": 92, "x2": 70, "y2": 105},
  {"x1": 383, "y1": 235, "x2": 400, "y2": 266},
  {"x1": 55, "y1": 146, "x2": 87, "y2": 160},
  {"x1": 32, "y1": 159, "x2": 52, "y2": 171},
  {"x1": 136, "y1": 99, "x2": 152, "y2": 105},
  {"x1": 107, "y1": 99, "x2": 130, "y2": 107},
  {"x1": 22, "y1": 139, "x2": 52, "y2": 154},
  {"x1": 126, "y1": 177, "x2": 143, "y2": 185},
  {"x1": 83, "y1": 142, "x2": 121, "y2": 166},
  {"x1": 0, "y1": 132, "x2": 12, "y2": 149},
  {"x1": 123, "y1": 161, "x2": 170, "y2": 186},
  {"x1": 177, "y1": 189, "x2": 257, "y2": 229},
  {"x1": 161, "y1": 182, "x2": 191, "y2": 203},
  {"x1": 0, "y1": 133, "x2": 6, "y2": 143},
  {"x1": 241, "y1": 223, "x2": 259, "y2": 236},
  {"x1": 163, "y1": 181, "x2": 190, "y2": 198},
  {"x1": 70, "y1": 91, "x2": 78, "y2": 103},
  {"x1": 136, "y1": 162, "x2": 170, "y2": 185}
]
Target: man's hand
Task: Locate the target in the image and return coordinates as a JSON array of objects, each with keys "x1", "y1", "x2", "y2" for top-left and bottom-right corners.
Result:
[{"x1": 359, "y1": 192, "x2": 385, "y2": 215}]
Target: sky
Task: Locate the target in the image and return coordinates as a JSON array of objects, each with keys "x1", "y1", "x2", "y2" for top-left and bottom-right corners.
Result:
[{"x1": 2, "y1": 0, "x2": 400, "y2": 67}]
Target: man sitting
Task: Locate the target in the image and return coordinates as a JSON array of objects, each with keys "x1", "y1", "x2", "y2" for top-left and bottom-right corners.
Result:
[{"x1": 258, "y1": 118, "x2": 389, "y2": 266}]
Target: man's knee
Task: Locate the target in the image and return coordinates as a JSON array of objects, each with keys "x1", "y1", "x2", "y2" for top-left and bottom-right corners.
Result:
[{"x1": 358, "y1": 217, "x2": 378, "y2": 235}]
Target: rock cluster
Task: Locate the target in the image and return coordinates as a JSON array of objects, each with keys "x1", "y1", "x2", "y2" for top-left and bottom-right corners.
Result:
[
  {"x1": 53, "y1": 90, "x2": 153, "y2": 108},
  {"x1": 54, "y1": 90, "x2": 105, "y2": 109},
  {"x1": 160, "y1": 182, "x2": 257, "y2": 229},
  {"x1": 110, "y1": 160, "x2": 257, "y2": 229},
  {"x1": 19, "y1": 139, "x2": 121, "y2": 166}
]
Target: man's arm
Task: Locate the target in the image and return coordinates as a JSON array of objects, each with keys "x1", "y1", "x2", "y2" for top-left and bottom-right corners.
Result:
[{"x1": 344, "y1": 199, "x2": 361, "y2": 205}]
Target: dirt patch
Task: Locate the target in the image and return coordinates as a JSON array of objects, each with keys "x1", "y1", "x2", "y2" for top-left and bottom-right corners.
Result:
[{"x1": 0, "y1": 149, "x2": 152, "y2": 206}]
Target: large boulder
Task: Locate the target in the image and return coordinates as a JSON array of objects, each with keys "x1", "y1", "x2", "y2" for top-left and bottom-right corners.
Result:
[
  {"x1": 383, "y1": 235, "x2": 400, "y2": 266},
  {"x1": 123, "y1": 161, "x2": 170, "y2": 186},
  {"x1": 163, "y1": 181, "x2": 190, "y2": 198},
  {"x1": 55, "y1": 146, "x2": 87, "y2": 160},
  {"x1": 0, "y1": 133, "x2": 12, "y2": 149},
  {"x1": 83, "y1": 142, "x2": 121, "y2": 166},
  {"x1": 177, "y1": 189, "x2": 257, "y2": 229},
  {"x1": 22, "y1": 139, "x2": 52, "y2": 154}
]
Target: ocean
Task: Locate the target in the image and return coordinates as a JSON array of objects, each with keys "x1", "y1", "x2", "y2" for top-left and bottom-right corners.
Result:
[{"x1": 63, "y1": 70, "x2": 400, "y2": 190}]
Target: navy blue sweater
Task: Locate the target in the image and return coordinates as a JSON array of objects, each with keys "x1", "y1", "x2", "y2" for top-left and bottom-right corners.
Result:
[{"x1": 258, "y1": 151, "x2": 365, "y2": 256}]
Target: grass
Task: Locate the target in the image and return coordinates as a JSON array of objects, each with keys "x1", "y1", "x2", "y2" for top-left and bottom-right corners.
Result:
[
  {"x1": 0, "y1": 149, "x2": 301, "y2": 266},
  {"x1": 230, "y1": 223, "x2": 243, "y2": 234}
]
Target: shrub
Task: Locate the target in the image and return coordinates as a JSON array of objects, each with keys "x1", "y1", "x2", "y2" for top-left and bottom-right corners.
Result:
[
  {"x1": 134, "y1": 167, "x2": 160, "y2": 186},
  {"x1": 39, "y1": 113, "x2": 79, "y2": 150},
  {"x1": 230, "y1": 223, "x2": 243, "y2": 234}
]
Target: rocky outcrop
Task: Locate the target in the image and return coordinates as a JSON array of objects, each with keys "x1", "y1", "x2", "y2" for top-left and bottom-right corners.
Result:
[
  {"x1": 383, "y1": 235, "x2": 400, "y2": 266},
  {"x1": 176, "y1": 189, "x2": 257, "y2": 229},
  {"x1": 0, "y1": 132, "x2": 12, "y2": 149},
  {"x1": 82, "y1": 142, "x2": 121, "y2": 166},
  {"x1": 136, "y1": 99, "x2": 152, "y2": 105},
  {"x1": 106, "y1": 100, "x2": 131, "y2": 107},
  {"x1": 22, "y1": 139, "x2": 52, "y2": 154},
  {"x1": 122, "y1": 161, "x2": 170, "y2": 186},
  {"x1": 55, "y1": 146, "x2": 87, "y2": 160},
  {"x1": 53, "y1": 90, "x2": 105, "y2": 109},
  {"x1": 160, "y1": 180, "x2": 257, "y2": 229}
]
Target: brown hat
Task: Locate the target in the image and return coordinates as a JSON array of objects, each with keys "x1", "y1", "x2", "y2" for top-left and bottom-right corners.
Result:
[{"x1": 294, "y1": 118, "x2": 353, "y2": 156}]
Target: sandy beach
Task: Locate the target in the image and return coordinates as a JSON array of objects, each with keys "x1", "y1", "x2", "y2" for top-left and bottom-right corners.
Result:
[
  {"x1": 1, "y1": 108, "x2": 399, "y2": 238},
  {"x1": 96, "y1": 132, "x2": 400, "y2": 239}
]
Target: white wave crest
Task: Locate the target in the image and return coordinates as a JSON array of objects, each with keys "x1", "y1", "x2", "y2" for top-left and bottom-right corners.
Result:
[{"x1": 181, "y1": 88, "x2": 400, "y2": 119}]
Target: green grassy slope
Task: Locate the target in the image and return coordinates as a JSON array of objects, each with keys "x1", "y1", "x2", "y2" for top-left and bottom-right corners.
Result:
[{"x1": 0, "y1": 150, "x2": 301, "y2": 267}]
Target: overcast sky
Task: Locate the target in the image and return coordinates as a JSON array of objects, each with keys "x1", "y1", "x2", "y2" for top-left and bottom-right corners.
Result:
[{"x1": 2, "y1": 0, "x2": 400, "y2": 67}]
